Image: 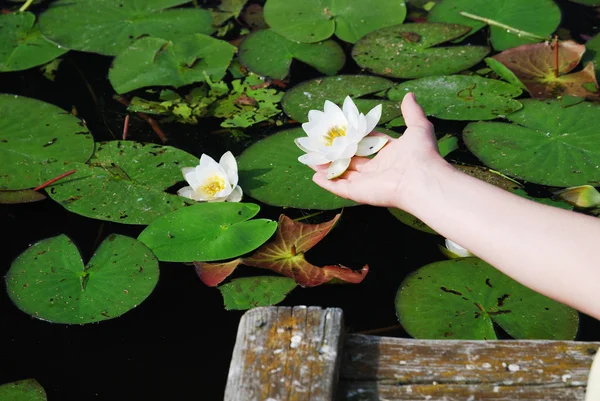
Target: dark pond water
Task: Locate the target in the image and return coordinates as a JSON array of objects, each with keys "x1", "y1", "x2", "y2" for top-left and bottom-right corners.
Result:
[{"x1": 1, "y1": 0, "x2": 600, "y2": 400}]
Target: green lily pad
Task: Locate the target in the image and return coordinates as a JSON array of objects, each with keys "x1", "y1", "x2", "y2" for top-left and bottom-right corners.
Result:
[
  {"x1": 388, "y1": 208, "x2": 436, "y2": 234},
  {"x1": 484, "y1": 57, "x2": 528, "y2": 92},
  {"x1": 37, "y1": 0, "x2": 214, "y2": 56},
  {"x1": 583, "y1": 33, "x2": 600, "y2": 80},
  {"x1": 237, "y1": 128, "x2": 357, "y2": 210},
  {"x1": 281, "y1": 75, "x2": 401, "y2": 123},
  {"x1": 264, "y1": 0, "x2": 406, "y2": 43},
  {"x1": 0, "y1": 94, "x2": 94, "y2": 191},
  {"x1": 396, "y1": 258, "x2": 579, "y2": 340},
  {"x1": 109, "y1": 35, "x2": 236, "y2": 94},
  {"x1": 0, "y1": 379, "x2": 46, "y2": 401},
  {"x1": 137, "y1": 202, "x2": 277, "y2": 262},
  {"x1": 0, "y1": 12, "x2": 67, "y2": 72},
  {"x1": 386, "y1": 75, "x2": 523, "y2": 120},
  {"x1": 238, "y1": 29, "x2": 345, "y2": 80},
  {"x1": 219, "y1": 276, "x2": 297, "y2": 310},
  {"x1": 352, "y1": 23, "x2": 489, "y2": 79},
  {"x1": 210, "y1": 0, "x2": 249, "y2": 26},
  {"x1": 43, "y1": 140, "x2": 198, "y2": 224},
  {"x1": 6, "y1": 234, "x2": 159, "y2": 324},
  {"x1": 463, "y1": 99, "x2": 600, "y2": 187},
  {"x1": 428, "y1": 0, "x2": 561, "y2": 51},
  {"x1": 0, "y1": 189, "x2": 46, "y2": 204}
]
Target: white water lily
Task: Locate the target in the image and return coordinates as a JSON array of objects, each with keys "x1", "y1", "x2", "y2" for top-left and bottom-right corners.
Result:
[
  {"x1": 443, "y1": 238, "x2": 474, "y2": 258},
  {"x1": 295, "y1": 96, "x2": 387, "y2": 179},
  {"x1": 585, "y1": 348, "x2": 600, "y2": 400},
  {"x1": 177, "y1": 151, "x2": 243, "y2": 202}
]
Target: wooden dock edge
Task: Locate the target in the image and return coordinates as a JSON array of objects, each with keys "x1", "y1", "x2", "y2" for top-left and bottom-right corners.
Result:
[{"x1": 224, "y1": 306, "x2": 600, "y2": 401}]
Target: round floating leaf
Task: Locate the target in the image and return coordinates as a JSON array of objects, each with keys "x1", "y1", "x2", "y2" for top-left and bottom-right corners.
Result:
[
  {"x1": 0, "y1": 12, "x2": 67, "y2": 72},
  {"x1": 584, "y1": 33, "x2": 600, "y2": 79},
  {"x1": 38, "y1": 0, "x2": 214, "y2": 56},
  {"x1": 352, "y1": 23, "x2": 489, "y2": 79},
  {"x1": 386, "y1": 75, "x2": 522, "y2": 120},
  {"x1": 0, "y1": 94, "x2": 94, "y2": 191},
  {"x1": 388, "y1": 208, "x2": 436, "y2": 234},
  {"x1": 428, "y1": 0, "x2": 561, "y2": 51},
  {"x1": 484, "y1": 57, "x2": 528, "y2": 92},
  {"x1": 238, "y1": 29, "x2": 345, "y2": 80},
  {"x1": 109, "y1": 35, "x2": 236, "y2": 94},
  {"x1": 0, "y1": 379, "x2": 46, "y2": 401},
  {"x1": 463, "y1": 99, "x2": 600, "y2": 187},
  {"x1": 264, "y1": 0, "x2": 406, "y2": 43},
  {"x1": 137, "y1": 202, "x2": 277, "y2": 262},
  {"x1": 219, "y1": 276, "x2": 297, "y2": 310},
  {"x1": 237, "y1": 128, "x2": 357, "y2": 209},
  {"x1": 0, "y1": 189, "x2": 46, "y2": 204},
  {"x1": 282, "y1": 75, "x2": 401, "y2": 123},
  {"x1": 6, "y1": 234, "x2": 159, "y2": 324},
  {"x1": 43, "y1": 140, "x2": 198, "y2": 224},
  {"x1": 396, "y1": 258, "x2": 579, "y2": 340}
]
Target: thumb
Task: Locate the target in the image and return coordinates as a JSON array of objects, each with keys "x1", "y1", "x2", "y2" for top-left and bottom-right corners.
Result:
[{"x1": 401, "y1": 92, "x2": 432, "y2": 129}]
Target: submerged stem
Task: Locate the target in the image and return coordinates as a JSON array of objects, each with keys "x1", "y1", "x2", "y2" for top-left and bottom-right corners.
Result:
[
  {"x1": 18, "y1": 0, "x2": 34, "y2": 12},
  {"x1": 459, "y1": 11, "x2": 550, "y2": 41}
]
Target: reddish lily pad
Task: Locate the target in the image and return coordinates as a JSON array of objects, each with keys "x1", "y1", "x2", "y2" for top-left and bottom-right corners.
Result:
[
  {"x1": 195, "y1": 214, "x2": 369, "y2": 287},
  {"x1": 492, "y1": 40, "x2": 600, "y2": 100}
]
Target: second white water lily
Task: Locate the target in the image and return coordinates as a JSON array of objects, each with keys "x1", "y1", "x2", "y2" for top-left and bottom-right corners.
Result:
[
  {"x1": 177, "y1": 151, "x2": 243, "y2": 202},
  {"x1": 294, "y1": 96, "x2": 387, "y2": 179}
]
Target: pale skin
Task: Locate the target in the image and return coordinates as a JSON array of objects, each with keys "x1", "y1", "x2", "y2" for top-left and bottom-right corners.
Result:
[{"x1": 311, "y1": 92, "x2": 600, "y2": 321}]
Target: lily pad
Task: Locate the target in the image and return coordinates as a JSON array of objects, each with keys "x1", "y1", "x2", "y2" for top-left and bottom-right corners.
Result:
[
  {"x1": 428, "y1": 0, "x2": 561, "y2": 51},
  {"x1": 0, "y1": 379, "x2": 47, "y2": 401},
  {"x1": 137, "y1": 202, "x2": 277, "y2": 262},
  {"x1": 492, "y1": 40, "x2": 599, "y2": 100},
  {"x1": 38, "y1": 0, "x2": 214, "y2": 56},
  {"x1": 352, "y1": 23, "x2": 489, "y2": 79},
  {"x1": 237, "y1": 128, "x2": 357, "y2": 209},
  {"x1": 463, "y1": 99, "x2": 600, "y2": 187},
  {"x1": 0, "y1": 12, "x2": 67, "y2": 72},
  {"x1": 281, "y1": 75, "x2": 401, "y2": 123},
  {"x1": 6, "y1": 234, "x2": 159, "y2": 324},
  {"x1": 43, "y1": 140, "x2": 198, "y2": 225},
  {"x1": 584, "y1": 33, "x2": 600, "y2": 80},
  {"x1": 0, "y1": 189, "x2": 46, "y2": 204},
  {"x1": 238, "y1": 29, "x2": 345, "y2": 80},
  {"x1": 0, "y1": 94, "x2": 94, "y2": 191},
  {"x1": 386, "y1": 75, "x2": 523, "y2": 120},
  {"x1": 484, "y1": 57, "x2": 528, "y2": 92},
  {"x1": 218, "y1": 276, "x2": 297, "y2": 310},
  {"x1": 395, "y1": 258, "x2": 579, "y2": 339},
  {"x1": 210, "y1": 0, "x2": 249, "y2": 26},
  {"x1": 109, "y1": 35, "x2": 236, "y2": 94},
  {"x1": 263, "y1": 0, "x2": 406, "y2": 43}
]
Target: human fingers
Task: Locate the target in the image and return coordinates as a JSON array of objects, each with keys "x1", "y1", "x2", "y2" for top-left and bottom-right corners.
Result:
[
  {"x1": 401, "y1": 92, "x2": 433, "y2": 129},
  {"x1": 312, "y1": 170, "x2": 360, "y2": 200}
]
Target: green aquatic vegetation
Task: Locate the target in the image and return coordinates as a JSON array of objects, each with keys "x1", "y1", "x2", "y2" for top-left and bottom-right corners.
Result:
[
  {"x1": 0, "y1": 379, "x2": 47, "y2": 401},
  {"x1": 218, "y1": 276, "x2": 298, "y2": 311},
  {"x1": 6, "y1": 234, "x2": 159, "y2": 324},
  {"x1": 0, "y1": 94, "x2": 95, "y2": 191},
  {"x1": 396, "y1": 258, "x2": 579, "y2": 340}
]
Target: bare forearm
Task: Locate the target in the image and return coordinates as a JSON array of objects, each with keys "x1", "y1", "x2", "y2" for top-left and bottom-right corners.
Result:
[{"x1": 403, "y1": 160, "x2": 600, "y2": 319}]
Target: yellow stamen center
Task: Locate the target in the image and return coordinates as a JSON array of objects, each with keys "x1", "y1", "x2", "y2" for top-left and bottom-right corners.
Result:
[
  {"x1": 201, "y1": 176, "x2": 226, "y2": 198},
  {"x1": 324, "y1": 126, "x2": 346, "y2": 146}
]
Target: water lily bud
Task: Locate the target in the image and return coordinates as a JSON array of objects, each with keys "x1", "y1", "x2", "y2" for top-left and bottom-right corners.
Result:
[
  {"x1": 294, "y1": 96, "x2": 386, "y2": 179},
  {"x1": 554, "y1": 185, "x2": 600, "y2": 208},
  {"x1": 177, "y1": 151, "x2": 243, "y2": 202}
]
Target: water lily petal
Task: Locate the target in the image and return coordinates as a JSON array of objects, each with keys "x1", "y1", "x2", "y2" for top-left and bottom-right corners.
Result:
[
  {"x1": 298, "y1": 152, "x2": 331, "y2": 166},
  {"x1": 219, "y1": 151, "x2": 239, "y2": 188},
  {"x1": 194, "y1": 159, "x2": 232, "y2": 200},
  {"x1": 177, "y1": 186, "x2": 196, "y2": 200},
  {"x1": 226, "y1": 185, "x2": 243, "y2": 202},
  {"x1": 343, "y1": 96, "x2": 359, "y2": 130},
  {"x1": 295, "y1": 137, "x2": 317, "y2": 153},
  {"x1": 445, "y1": 238, "x2": 473, "y2": 257},
  {"x1": 354, "y1": 112, "x2": 369, "y2": 140},
  {"x1": 183, "y1": 167, "x2": 200, "y2": 190},
  {"x1": 307, "y1": 109, "x2": 324, "y2": 122},
  {"x1": 356, "y1": 136, "x2": 388, "y2": 156},
  {"x1": 365, "y1": 104, "x2": 382, "y2": 135},
  {"x1": 326, "y1": 158, "x2": 351, "y2": 180},
  {"x1": 585, "y1": 348, "x2": 600, "y2": 401}
]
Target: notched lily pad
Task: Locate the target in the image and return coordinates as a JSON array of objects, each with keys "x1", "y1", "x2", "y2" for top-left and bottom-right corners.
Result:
[
  {"x1": 6, "y1": 234, "x2": 159, "y2": 324},
  {"x1": 352, "y1": 23, "x2": 489, "y2": 79},
  {"x1": 38, "y1": 0, "x2": 214, "y2": 56},
  {"x1": 218, "y1": 276, "x2": 297, "y2": 310},
  {"x1": 237, "y1": 128, "x2": 357, "y2": 210},
  {"x1": 386, "y1": 75, "x2": 522, "y2": 120},
  {"x1": 282, "y1": 75, "x2": 401, "y2": 123},
  {"x1": 0, "y1": 94, "x2": 94, "y2": 191},
  {"x1": 0, "y1": 12, "x2": 67, "y2": 72},
  {"x1": 238, "y1": 29, "x2": 345, "y2": 80},
  {"x1": 463, "y1": 99, "x2": 600, "y2": 187},
  {"x1": 396, "y1": 258, "x2": 579, "y2": 339}
]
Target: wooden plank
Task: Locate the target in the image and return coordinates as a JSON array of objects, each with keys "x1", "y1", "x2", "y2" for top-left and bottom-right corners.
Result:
[
  {"x1": 224, "y1": 306, "x2": 344, "y2": 401},
  {"x1": 338, "y1": 334, "x2": 600, "y2": 400}
]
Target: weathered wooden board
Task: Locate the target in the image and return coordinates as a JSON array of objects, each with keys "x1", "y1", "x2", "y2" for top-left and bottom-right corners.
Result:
[
  {"x1": 224, "y1": 306, "x2": 344, "y2": 401},
  {"x1": 338, "y1": 334, "x2": 600, "y2": 400}
]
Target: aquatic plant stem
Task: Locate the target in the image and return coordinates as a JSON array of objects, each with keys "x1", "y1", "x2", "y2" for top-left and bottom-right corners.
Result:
[
  {"x1": 459, "y1": 12, "x2": 550, "y2": 41},
  {"x1": 122, "y1": 114, "x2": 130, "y2": 140},
  {"x1": 114, "y1": 96, "x2": 167, "y2": 143},
  {"x1": 553, "y1": 36, "x2": 559, "y2": 78},
  {"x1": 34, "y1": 169, "x2": 76, "y2": 191},
  {"x1": 19, "y1": 0, "x2": 34, "y2": 12},
  {"x1": 293, "y1": 211, "x2": 325, "y2": 222}
]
